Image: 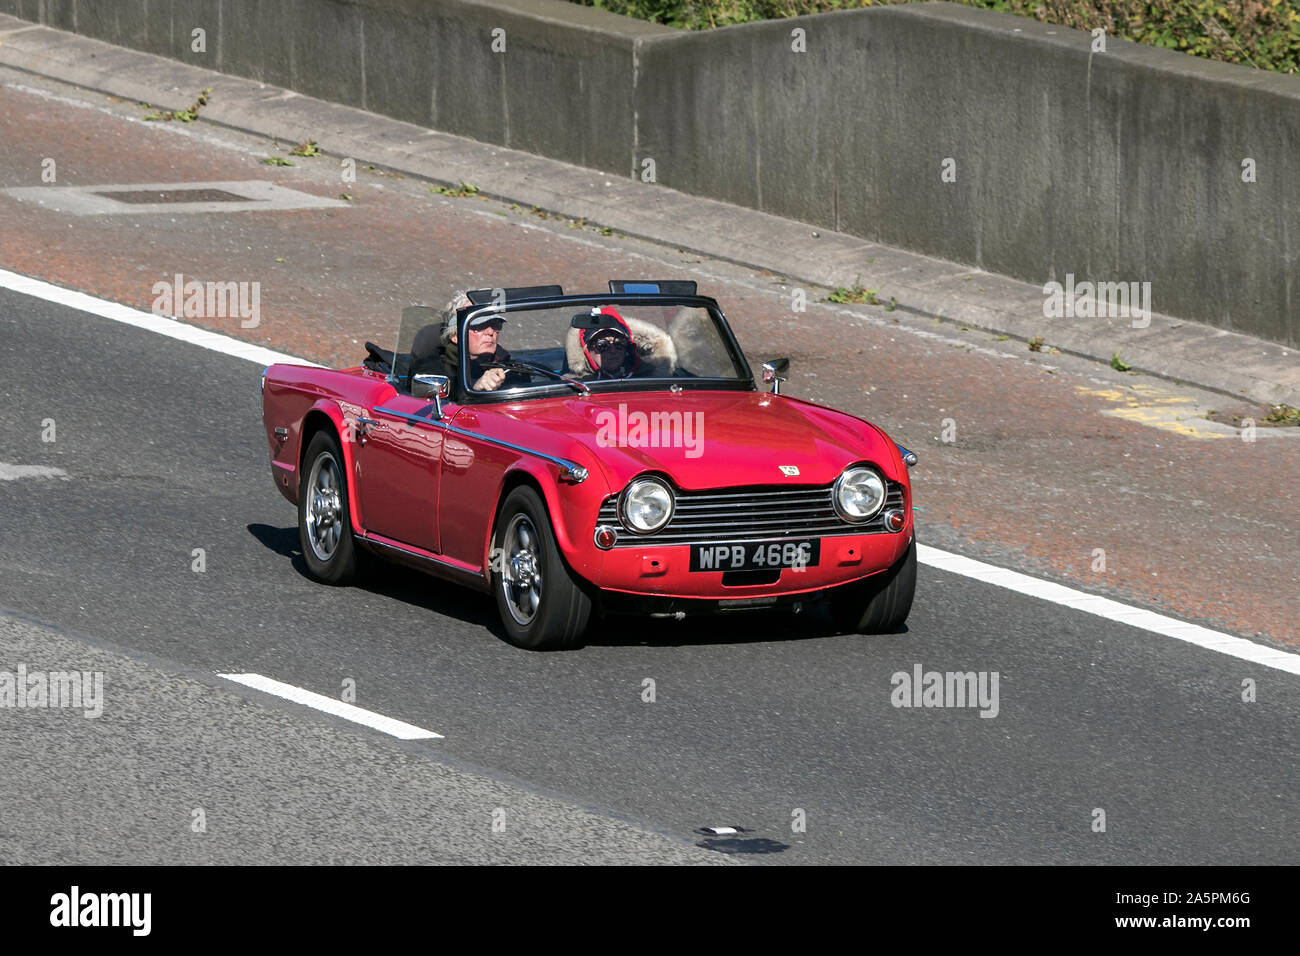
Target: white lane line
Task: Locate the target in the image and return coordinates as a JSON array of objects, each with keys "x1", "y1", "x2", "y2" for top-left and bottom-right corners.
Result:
[
  {"x1": 0, "y1": 268, "x2": 318, "y2": 368},
  {"x1": 3, "y1": 268, "x2": 1298, "y2": 676},
  {"x1": 0, "y1": 462, "x2": 69, "y2": 480},
  {"x1": 919, "y1": 545, "x2": 1300, "y2": 676},
  {"x1": 218, "y1": 673, "x2": 444, "y2": 740}
]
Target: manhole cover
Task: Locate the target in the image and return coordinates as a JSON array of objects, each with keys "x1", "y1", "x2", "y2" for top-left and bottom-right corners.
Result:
[
  {"x1": 96, "y1": 188, "x2": 256, "y2": 204},
  {"x1": 2, "y1": 181, "x2": 348, "y2": 215}
]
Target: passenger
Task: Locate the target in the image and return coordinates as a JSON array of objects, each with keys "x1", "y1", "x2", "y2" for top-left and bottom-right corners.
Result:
[{"x1": 579, "y1": 307, "x2": 639, "y2": 380}]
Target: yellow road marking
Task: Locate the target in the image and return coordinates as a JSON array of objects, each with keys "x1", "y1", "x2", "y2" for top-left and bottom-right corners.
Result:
[
  {"x1": 1101, "y1": 407, "x2": 1226, "y2": 438},
  {"x1": 1075, "y1": 385, "x2": 1226, "y2": 440}
]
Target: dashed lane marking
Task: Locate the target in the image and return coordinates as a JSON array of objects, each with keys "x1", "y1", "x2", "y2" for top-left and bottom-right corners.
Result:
[
  {"x1": 218, "y1": 673, "x2": 444, "y2": 740},
  {"x1": 0, "y1": 462, "x2": 68, "y2": 480}
]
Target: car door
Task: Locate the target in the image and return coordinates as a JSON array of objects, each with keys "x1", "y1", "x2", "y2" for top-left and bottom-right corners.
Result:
[{"x1": 355, "y1": 393, "x2": 453, "y2": 553}]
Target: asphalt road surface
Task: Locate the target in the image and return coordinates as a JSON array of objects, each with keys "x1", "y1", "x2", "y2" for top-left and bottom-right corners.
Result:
[
  {"x1": 2, "y1": 70, "x2": 1295, "y2": 648},
  {"x1": 2, "y1": 290, "x2": 1295, "y2": 864}
]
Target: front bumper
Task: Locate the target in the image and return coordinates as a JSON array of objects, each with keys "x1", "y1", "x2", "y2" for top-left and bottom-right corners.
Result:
[{"x1": 587, "y1": 529, "x2": 911, "y2": 601}]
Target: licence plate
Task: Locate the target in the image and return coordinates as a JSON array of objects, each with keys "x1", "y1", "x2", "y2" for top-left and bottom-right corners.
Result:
[{"x1": 690, "y1": 539, "x2": 820, "y2": 572}]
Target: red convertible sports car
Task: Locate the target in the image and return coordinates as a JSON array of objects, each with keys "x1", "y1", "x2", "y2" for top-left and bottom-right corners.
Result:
[{"x1": 261, "y1": 281, "x2": 917, "y2": 649}]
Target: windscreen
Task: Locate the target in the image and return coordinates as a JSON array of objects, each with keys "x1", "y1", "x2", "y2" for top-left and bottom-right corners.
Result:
[{"x1": 441, "y1": 299, "x2": 750, "y2": 398}]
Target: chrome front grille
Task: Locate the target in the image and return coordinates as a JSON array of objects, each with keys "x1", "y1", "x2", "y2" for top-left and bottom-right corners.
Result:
[{"x1": 597, "y1": 482, "x2": 905, "y2": 546}]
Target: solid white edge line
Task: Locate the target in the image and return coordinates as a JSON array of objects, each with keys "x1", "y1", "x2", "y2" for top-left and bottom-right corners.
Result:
[
  {"x1": 4, "y1": 267, "x2": 1297, "y2": 677},
  {"x1": 218, "y1": 673, "x2": 443, "y2": 740},
  {"x1": 916, "y1": 544, "x2": 1300, "y2": 676},
  {"x1": 0, "y1": 267, "x2": 320, "y2": 369}
]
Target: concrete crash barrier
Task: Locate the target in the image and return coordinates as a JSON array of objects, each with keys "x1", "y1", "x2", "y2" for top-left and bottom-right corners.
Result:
[
  {"x1": 0, "y1": 0, "x2": 673, "y2": 175},
  {"x1": 4, "y1": 0, "x2": 1296, "y2": 346}
]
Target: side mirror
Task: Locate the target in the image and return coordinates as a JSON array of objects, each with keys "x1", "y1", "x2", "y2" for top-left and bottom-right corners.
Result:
[
  {"x1": 762, "y1": 358, "x2": 790, "y2": 394},
  {"x1": 412, "y1": 374, "x2": 449, "y2": 399},
  {"x1": 412, "y1": 374, "x2": 450, "y2": 418}
]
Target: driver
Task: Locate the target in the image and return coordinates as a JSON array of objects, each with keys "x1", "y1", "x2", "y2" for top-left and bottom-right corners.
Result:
[{"x1": 434, "y1": 303, "x2": 516, "y2": 398}]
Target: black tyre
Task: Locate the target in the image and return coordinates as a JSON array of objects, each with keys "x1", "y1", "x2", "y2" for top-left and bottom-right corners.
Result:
[
  {"x1": 298, "y1": 429, "x2": 360, "y2": 584},
  {"x1": 492, "y1": 486, "x2": 592, "y2": 650},
  {"x1": 829, "y1": 539, "x2": 916, "y2": 634}
]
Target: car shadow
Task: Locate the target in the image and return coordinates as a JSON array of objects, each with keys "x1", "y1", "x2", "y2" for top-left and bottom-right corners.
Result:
[
  {"x1": 247, "y1": 524, "x2": 911, "y2": 649},
  {"x1": 246, "y1": 523, "x2": 498, "y2": 631},
  {"x1": 581, "y1": 607, "x2": 911, "y2": 649},
  {"x1": 247, "y1": 522, "x2": 308, "y2": 573}
]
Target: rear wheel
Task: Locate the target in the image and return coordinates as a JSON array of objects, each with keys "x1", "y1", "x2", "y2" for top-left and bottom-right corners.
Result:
[
  {"x1": 829, "y1": 540, "x2": 916, "y2": 634},
  {"x1": 298, "y1": 430, "x2": 360, "y2": 584},
  {"x1": 492, "y1": 486, "x2": 592, "y2": 650}
]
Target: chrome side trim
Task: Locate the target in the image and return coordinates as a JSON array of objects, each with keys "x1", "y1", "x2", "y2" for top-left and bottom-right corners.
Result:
[
  {"x1": 373, "y1": 407, "x2": 438, "y2": 427},
  {"x1": 363, "y1": 536, "x2": 484, "y2": 580},
  {"x1": 372, "y1": 406, "x2": 589, "y2": 483}
]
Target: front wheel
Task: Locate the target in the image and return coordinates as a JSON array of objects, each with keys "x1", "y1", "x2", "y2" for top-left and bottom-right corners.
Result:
[
  {"x1": 492, "y1": 486, "x2": 592, "y2": 650},
  {"x1": 829, "y1": 539, "x2": 916, "y2": 634},
  {"x1": 298, "y1": 430, "x2": 360, "y2": 584}
]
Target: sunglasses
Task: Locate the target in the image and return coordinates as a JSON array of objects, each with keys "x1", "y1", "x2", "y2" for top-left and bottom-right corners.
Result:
[
  {"x1": 470, "y1": 320, "x2": 504, "y2": 332},
  {"x1": 592, "y1": 339, "x2": 627, "y2": 353}
]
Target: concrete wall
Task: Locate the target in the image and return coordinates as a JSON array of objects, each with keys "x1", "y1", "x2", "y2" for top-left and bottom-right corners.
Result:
[
  {"x1": 3, "y1": 0, "x2": 1297, "y2": 345},
  {"x1": 636, "y1": 4, "x2": 1300, "y2": 346},
  {"x1": 3, "y1": 0, "x2": 674, "y2": 174}
]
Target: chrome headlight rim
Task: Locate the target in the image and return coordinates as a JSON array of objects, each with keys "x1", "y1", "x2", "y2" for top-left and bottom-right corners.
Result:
[
  {"x1": 832, "y1": 465, "x2": 887, "y2": 523},
  {"x1": 617, "y1": 476, "x2": 675, "y2": 535}
]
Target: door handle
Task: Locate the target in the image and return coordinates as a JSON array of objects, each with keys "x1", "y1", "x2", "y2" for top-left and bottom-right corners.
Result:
[{"x1": 354, "y1": 416, "x2": 380, "y2": 446}]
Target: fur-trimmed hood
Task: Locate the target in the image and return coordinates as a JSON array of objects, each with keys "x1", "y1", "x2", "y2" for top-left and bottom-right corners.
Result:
[
  {"x1": 667, "y1": 308, "x2": 732, "y2": 376},
  {"x1": 565, "y1": 315, "x2": 678, "y2": 378}
]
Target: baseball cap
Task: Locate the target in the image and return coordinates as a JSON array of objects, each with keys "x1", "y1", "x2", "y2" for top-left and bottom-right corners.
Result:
[
  {"x1": 588, "y1": 324, "x2": 629, "y2": 345},
  {"x1": 575, "y1": 306, "x2": 628, "y2": 336}
]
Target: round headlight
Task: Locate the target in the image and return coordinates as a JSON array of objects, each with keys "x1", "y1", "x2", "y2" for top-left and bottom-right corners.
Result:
[
  {"x1": 833, "y1": 466, "x2": 886, "y2": 522},
  {"x1": 619, "y1": 478, "x2": 675, "y2": 534}
]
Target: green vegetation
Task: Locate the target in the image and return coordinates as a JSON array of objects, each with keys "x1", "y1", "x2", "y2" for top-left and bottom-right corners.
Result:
[
  {"x1": 826, "y1": 278, "x2": 880, "y2": 304},
  {"x1": 289, "y1": 139, "x2": 323, "y2": 158},
  {"x1": 1110, "y1": 350, "x2": 1132, "y2": 371},
  {"x1": 431, "y1": 182, "x2": 482, "y2": 198},
  {"x1": 262, "y1": 156, "x2": 295, "y2": 166},
  {"x1": 1265, "y1": 403, "x2": 1300, "y2": 425},
  {"x1": 575, "y1": 1, "x2": 1300, "y2": 73},
  {"x1": 142, "y1": 87, "x2": 212, "y2": 122}
]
